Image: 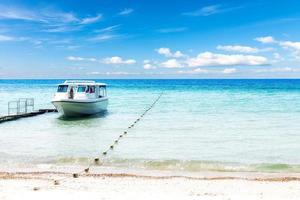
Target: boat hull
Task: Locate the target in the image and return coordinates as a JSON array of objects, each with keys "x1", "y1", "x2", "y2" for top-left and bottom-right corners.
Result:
[{"x1": 51, "y1": 98, "x2": 108, "y2": 117}]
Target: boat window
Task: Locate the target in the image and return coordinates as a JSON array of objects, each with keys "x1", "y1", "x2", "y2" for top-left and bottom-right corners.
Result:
[
  {"x1": 77, "y1": 86, "x2": 86, "y2": 93},
  {"x1": 86, "y1": 86, "x2": 95, "y2": 93},
  {"x1": 57, "y1": 85, "x2": 68, "y2": 93}
]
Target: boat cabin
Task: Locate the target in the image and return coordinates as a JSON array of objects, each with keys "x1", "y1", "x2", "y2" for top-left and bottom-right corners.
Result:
[{"x1": 55, "y1": 80, "x2": 107, "y2": 100}]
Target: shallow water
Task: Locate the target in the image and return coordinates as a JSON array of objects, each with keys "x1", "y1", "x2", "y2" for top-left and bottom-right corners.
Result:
[{"x1": 1, "y1": 79, "x2": 300, "y2": 173}]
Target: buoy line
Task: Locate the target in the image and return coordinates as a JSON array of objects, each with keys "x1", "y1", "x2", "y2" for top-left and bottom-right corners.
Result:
[{"x1": 33, "y1": 92, "x2": 163, "y2": 191}]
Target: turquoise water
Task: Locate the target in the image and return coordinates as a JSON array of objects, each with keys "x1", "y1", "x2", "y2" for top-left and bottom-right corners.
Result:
[{"x1": 1, "y1": 79, "x2": 300, "y2": 173}]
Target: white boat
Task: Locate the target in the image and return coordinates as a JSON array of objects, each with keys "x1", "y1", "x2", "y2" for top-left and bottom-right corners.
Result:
[{"x1": 51, "y1": 80, "x2": 108, "y2": 117}]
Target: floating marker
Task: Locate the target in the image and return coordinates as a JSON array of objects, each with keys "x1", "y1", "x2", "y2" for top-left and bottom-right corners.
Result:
[
  {"x1": 84, "y1": 168, "x2": 89, "y2": 173},
  {"x1": 103, "y1": 151, "x2": 107, "y2": 155},
  {"x1": 124, "y1": 131, "x2": 127, "y2": 134},
  {"x1": 94, "y1": 158, "x2": 100, "y2": 163},
  {"x1": 73, "y1": 173, "x2": 79, "y2": 178},
  {"x1": 119, "y1": 135, "x2": 123, "y2": 138},
  {"x1": 114, "y1": 140, "x2": 118, "y2": 144},
  {"x1": 54, "y1": 180, "x2": 60, "y2": 185},
  {"x1": 33, "y1": 187, "x2": 40, "y2": 191},
  {"x1": 110, "y1": 145, "x2": 114, "y2": 149}
]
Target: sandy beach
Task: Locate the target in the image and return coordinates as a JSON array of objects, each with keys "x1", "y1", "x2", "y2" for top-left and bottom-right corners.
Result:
[{"x1": 1, "y1": 169, "x2": 300, "y2": 200}]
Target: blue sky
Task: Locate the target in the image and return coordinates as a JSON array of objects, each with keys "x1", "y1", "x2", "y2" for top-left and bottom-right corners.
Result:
[{"x1": 0, "y1": 0, "x2": 300, "y2": 78}]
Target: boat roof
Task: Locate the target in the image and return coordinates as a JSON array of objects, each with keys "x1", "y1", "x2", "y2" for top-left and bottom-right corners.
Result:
[{"x1": 59, "y1": 80, "x2": 107, "y2": 86}]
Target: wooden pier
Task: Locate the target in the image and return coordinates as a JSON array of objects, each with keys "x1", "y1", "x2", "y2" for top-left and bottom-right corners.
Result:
[{"x1": 0, "y1": 109, "x2": 57, "y2": 124}]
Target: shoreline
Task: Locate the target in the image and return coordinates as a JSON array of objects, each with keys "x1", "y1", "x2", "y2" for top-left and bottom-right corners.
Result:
[
  {"x1": 2, "y1": 170, "x2": 300, "y2": 182},
  {"x1": 2, "y1": 163, "x2": 300, "y2": 180},
  {"x1": 1, "y1": 170, "x2": 300, "y2": 200}
]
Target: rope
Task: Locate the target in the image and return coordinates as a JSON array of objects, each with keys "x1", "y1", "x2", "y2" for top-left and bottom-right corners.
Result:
[{"x1": 33, "y1": 92, "x2": 163, "y2": 190}]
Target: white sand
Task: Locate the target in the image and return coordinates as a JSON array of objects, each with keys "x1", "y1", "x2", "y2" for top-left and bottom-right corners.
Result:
[{"x1": 1, "y1": 171, "x2": 300, "y2": 200}]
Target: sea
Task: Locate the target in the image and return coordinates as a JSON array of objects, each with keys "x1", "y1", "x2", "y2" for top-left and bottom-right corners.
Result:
[{"x1": 1, "y1": 79, "x2": 300, "y2": 173}]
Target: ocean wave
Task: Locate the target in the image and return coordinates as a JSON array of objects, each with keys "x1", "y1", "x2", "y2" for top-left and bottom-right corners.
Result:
[{"x1": 51, "y1": 157, "x2": 300, "y2": 173}]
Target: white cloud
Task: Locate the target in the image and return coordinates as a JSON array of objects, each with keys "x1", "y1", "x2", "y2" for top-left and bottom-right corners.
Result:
[
  {"x1": 0, "y1": 5, "x2": 41, "y2": 21},
  {"x1": 254, "y1": 36, "x2": 300, "y2": 60},
  {"x1": 29, "y1": 8, "x2": 77, "y2": 23},
  {"x1": 102, "y1": 56, "x2": 136, "y2": 65},
  {"x1": 157, "y1": 27, "x2": 187, "y2": 33},
  {"x1": 222, "y1": 68, "x2": 237, "y2": 74},
  {"x1": 279, "y1": 41, "x2": 300, "y2": 50},
  {"x1": 157, "y1": 48, "x2": 172, "y2": 56},
  {"x1": 183, "y1": 4, "x2": 221, "y2": 16},
  {"x1": 143, "y1": 63, "x2": 156, "y2": 70},
  {"x1": 67, "y1": 56, "x2": 97, "y2": 62},
  {"x1": 255, "y1": 36, "x2": 276, "y2": 44},
  {"x1": 278, "y1": 40, "x2": 300, "y2": 59},
  {"x1": 177, "y1": 67, "x2": 237, "y2": 75},
  {"x1": 156, "y1": 47, "x2": 185, "y2": 58},
  {"x1": 186, "y1": 52, "x2": 268, "y2": 67},
  {"x1": 273, "y1": 53, "x2": 281, "y2": 59},
  {"x1": 118, "y1": 8, "x2": 134, "y2": 16},
  {"x1": 0, "y1": 34, "x2": 15, "y2": 41},
  {"x1": 173, "y1": 51, "x2": 184, "y2": 58},
  {"x1": 95, "y1": 25, "x2": 121, "y2": 33},
  {"x1": 272, "y1": 53, "x2": 284, "y2": 62},
  {"x1": 216, "y1": 45, "x2": 272, "y2": 53},
  {"x1": 67, "y1": 56, "x2": 135, "y2": 65},
  {"x1": 80, "y1": 14, "x2": 102, "y2": 24},
  {"x1": 88, "y1": 58, "x2": 97, "y2": 62},
  {"x1": 193, "y1": 68, "x2": 209, "y2": 73},
  {"x1": 87, "y1": 71, "x2": 101, "y2": 75},
  {"x1": 161, "y1": 59, "x2": 184, "y2": 68},
  {"x1": 90, "y1": 34, "x2": 119, "y2": 41},
  {"x1": 183, "y1": 4, "x2": 242, "y2": 16},
  {"x1": 255, "y1": 67, "x2": 297, "y2": 73},
  {"x1": 87, "y1": 71, "x2": 140, "y2": 75},
  {"x1": 67, "y1": 56, "x2": 84, "y2": 61},
  {"x1": 143, "y1": 60, "x2": 151, "y2": 64},
  {"x1": 0, "y1": 36, "x2": 44, "y2": 44},
  {"x1": 43, "y1": 26, "x2": 81, "y2": 33},
  {"x1": 0, "y1": 6, "x2": 102, "y2": 33},
  {"x1": 0, "y1": 6, "x2": 79, "y2": 23},
  {"x1": 143, "y1": 60, "x2": 157, "y2": 69},
  {"x1": 177, "y1": 68, "x2": 209, "y2": 74},
  {"x1": 43, "y1": 11, "x2": 78, "y2": 23}
]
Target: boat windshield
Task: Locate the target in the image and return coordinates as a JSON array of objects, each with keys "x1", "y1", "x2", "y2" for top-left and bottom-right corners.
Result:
[
  {"x1": 57, "y1": 85, "x2": 68, "y2": 93},
  {"x1": 77, "y1": 86, "x2": 86, "y2": 93}
]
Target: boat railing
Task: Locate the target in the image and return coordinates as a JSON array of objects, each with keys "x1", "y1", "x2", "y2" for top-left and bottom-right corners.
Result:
[
  {"x1": 8, "y1": 98, "x2": 34, "y2": 115},
  {"x1": 64, "y1": 80, "x2": 96, "y2": 84}
]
